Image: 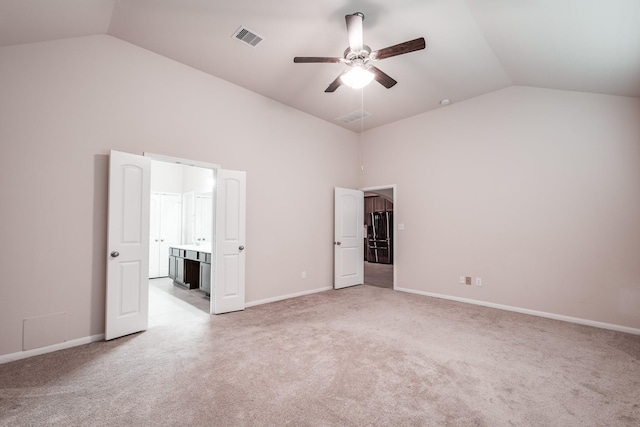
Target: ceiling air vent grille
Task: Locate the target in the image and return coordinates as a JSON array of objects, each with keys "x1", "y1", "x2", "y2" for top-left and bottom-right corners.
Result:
[
  {"x1": 335, "y1": 110, "x2": 372, "y2": 124},
  {"x1": 232, "y1": 26, "x2": 263, "y2": 47}
]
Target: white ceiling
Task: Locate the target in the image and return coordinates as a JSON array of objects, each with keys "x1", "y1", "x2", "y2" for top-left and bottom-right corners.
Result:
[{"x1": 2, "y1": 0, "x2": 639, "y2": 132}]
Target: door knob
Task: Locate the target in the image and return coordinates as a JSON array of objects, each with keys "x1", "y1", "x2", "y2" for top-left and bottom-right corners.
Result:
[
  {"x1": 110, "y1": 251, "x2": 120, "y2": 258},
  {"x1": 239, "y1": 245, "x2": 245, "y2": 251},
  {"x1": 335, "y1": 241, "x2": 342, "y2": 246}
]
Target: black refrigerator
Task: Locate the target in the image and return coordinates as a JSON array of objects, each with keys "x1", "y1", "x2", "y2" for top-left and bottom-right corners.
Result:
[{"x1": 367, "y1": 211, "x2": 393, "y2": 264}]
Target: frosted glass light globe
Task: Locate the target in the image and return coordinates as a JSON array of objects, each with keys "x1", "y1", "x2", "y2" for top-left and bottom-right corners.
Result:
[{"x1": 341, "y1": 66, "x2": 374, "y2": 89}]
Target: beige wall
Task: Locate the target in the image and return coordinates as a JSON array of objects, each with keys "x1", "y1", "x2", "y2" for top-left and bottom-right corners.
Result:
[
  {"x1": 0, "y1": 35, "x2": 358, "y2": 357},
  {"x1": 2, "y1": 35, "x2": 638, "y2": 359},
  {"x1": 359, "y1": 86, "x2": 640, "y2": 330}
]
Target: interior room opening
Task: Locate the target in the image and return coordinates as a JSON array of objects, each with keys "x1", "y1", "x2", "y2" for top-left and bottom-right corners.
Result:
[
  {"x1": 147, "y1": 159, "x2": 215, "y2": 326},
  {"x1": 362, "y1": 186, "x2": 395, "y2": 289}
]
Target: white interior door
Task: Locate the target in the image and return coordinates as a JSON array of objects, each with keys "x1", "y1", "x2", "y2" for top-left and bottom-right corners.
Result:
[
  {"x1": 334, "y1": 187, "x2": 364, "y2": 289},
  {"x1": 106, "y1": 150, "x2": 151, "y2": 340},
  {"x1": 213, "y1": 169, "x2": 246, "y2": 314}
]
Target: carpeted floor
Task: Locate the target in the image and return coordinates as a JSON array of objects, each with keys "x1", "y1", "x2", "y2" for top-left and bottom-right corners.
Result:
[{"x1": 1, "y1": 285, "x2": 639, "y2": 426}]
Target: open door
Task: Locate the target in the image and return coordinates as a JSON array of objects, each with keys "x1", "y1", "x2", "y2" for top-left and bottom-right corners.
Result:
[
  {"x1": 213, "y1": 169, "x2": 246, "y2": 314},
  {"x1": 105, "y1": 150, "x2": 151, "y2": 340},
  {"x1": 334, "y1": 187, "x2": 364, "y2": 289}
]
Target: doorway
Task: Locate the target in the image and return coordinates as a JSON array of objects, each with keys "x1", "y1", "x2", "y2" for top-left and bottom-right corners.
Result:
[
  {"x1": 361, "y1": 185, "x2": 396, "y2": 290},
  {"x1": 147, "y1": 158, "x2": 215, "y2": 327},
  {"x1": 106, "y1": 150, "x2": 246, "y2": 340}
]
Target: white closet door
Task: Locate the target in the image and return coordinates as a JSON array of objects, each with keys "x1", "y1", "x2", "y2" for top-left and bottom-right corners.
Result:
[
  {"x1": 200, "y1": 196, "x2": 213, "y2": 242},
  {"x1": 148, "y1": 194, "x2": 161, "y2": 278},
  {"x1": 194, "y1": 195, "x2": 213, "y2": 243},
  {"x1": 159, "y1": 194, "x2": 182, "y2": 276},
  {"x1": 182, "y1": 192, "x2": 195, "y2": 245},
  {"x1": 149, "y1": 193, "x2": 181, "y2": 278}
]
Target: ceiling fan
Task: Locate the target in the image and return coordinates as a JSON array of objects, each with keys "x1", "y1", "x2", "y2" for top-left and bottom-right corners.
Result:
[{"x1": 293, "y1": 12, "x2": 426, "y2": 92}]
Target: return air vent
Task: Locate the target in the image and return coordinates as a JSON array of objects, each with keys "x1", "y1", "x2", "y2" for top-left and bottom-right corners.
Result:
[
  {"x1": 335, "y1": 110, "x2": 372, "y2": 124},
  {"x1": 232, "y1": 26, "x2": 263, "y2": 47}
]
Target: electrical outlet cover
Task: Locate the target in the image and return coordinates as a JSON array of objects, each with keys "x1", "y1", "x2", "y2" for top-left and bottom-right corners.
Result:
[{"x1": 465, "y1": 276, "x2": 472, "y2": 285}]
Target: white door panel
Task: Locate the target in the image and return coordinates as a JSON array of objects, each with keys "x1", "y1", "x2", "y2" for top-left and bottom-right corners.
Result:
[
  {"x1": 213, "y1": 169, "x2": 246, "y2": 314},
  {"x1": 149, "y1": 193, "x2": 181, "y2": 278},
  {"x1": 159, "y1": 194, "x2": 181, "y2": 276},
  {"x1": 334, "y1": 187, "x2": 364, "y2": 289},
  {"x1": 195, "y1": 195, "x2": 213, "y2": 242},
  {"x1": 106, "y1": 150, "x2": 151, "y2": 340},
  {"x1": 149, "y1": 194, "x2": 161, "y2": 278}
]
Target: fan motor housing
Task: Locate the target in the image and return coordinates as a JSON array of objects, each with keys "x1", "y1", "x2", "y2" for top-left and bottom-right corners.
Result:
[{"x1": 344, "y1": 45, "x2": 371, "y2": 63}]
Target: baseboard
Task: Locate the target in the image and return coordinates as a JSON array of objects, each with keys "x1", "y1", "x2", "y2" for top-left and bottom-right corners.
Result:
[
  {"x1": 396, "y1": 287, "x2": 640, "y2": 335},
  {"x1": 1, "y1": 287, "x2": 332, "y2": 363},
  {"x1": 246, "y1": 286, "x2": 333, "y2": 308},
  {"x1": 5, "y1": 287, "x2": 634, "y2": 364},
  {"x1": 0, "y1": 333, "x2": 105, "y2": 365}
]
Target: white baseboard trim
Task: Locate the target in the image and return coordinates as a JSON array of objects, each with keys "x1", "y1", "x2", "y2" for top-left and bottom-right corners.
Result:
[
  {"x1": 0, "y1": 333, "x2": 105, "y2": 365},
  {"x1": 396, "y1": 287, "x2": 640, "y2": 335},
  {"x1": 246, "y1": 286, "x2": 333, "y2": 308},
  {"x1": 4, "y1": 287, "x2": 635, "y2": 364}
]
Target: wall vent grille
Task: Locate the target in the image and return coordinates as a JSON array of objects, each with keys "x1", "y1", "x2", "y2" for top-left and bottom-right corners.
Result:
[
  {"x1": 335, "y1": 110, "x2": 372, "y2": 124},
  {"x1": 232, "y1": 26, "x2": 263, "y2": 47}
]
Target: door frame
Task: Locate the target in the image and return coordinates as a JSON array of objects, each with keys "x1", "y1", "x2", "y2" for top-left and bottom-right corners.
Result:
[
  {"x1": 359, "y1": 184, "x2": 397, "y2": 290},
  {"x1": 143, "y1": 152, "x2": 220, "y2": 315},
  {"x1": 144, "y1": 152, "x2": 221, "y2": 171}
]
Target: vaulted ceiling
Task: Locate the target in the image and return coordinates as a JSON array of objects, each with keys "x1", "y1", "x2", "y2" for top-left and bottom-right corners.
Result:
[{"x1": 2, "y1": 0, "x2": 639, "y2": 131}]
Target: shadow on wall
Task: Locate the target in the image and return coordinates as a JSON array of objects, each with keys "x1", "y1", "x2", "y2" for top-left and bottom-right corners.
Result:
[{"x1": 91, "y1": 154, "x2": 109, "y2": 335}]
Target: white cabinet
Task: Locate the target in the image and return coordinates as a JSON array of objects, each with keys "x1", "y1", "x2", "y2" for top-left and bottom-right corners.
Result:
[
  {"x1": 194, "y1": 194, "x2": 213, "y2": 243},
  {"x1": 199, "y1": 252, "x2": 211, "y2": 295},
  {"x1": 149, "y1": 193, "x2": 182, "y2": 278}
]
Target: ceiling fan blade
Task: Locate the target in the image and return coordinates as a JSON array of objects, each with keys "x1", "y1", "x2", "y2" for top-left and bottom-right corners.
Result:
[
  {"x1": 371, "y1": 37, "x2": 426, "y2": 61},
  {"x1": 370, "y1": 66, "x2": 397, "y2": 89},
  {"x1": 346, "y1": 13, "x2": 364, "y2": 52},
  {"x1": 325, "y1": 71, "x2": 348, "y2": 93},
  {"x1": 294, "y1": 57, "x2": 342, "y2": 63}
]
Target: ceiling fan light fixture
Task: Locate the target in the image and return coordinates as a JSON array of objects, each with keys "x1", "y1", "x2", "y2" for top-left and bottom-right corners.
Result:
[{"x1": 340, "y1": 66, "x2": 374, "y2": 89}]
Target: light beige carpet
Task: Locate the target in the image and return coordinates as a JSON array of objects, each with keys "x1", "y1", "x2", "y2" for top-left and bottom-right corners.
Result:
[{"x1": 1, "y1": 285, "x2": 639, "y2": 426}]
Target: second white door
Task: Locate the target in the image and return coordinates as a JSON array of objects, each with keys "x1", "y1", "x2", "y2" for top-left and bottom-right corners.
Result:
[
  {"x1": 213, "y1": 169, "x2": 247, "y2": 314},
  {"x1": 334, "y1": 187, "x2": 364, "y2": 289}
]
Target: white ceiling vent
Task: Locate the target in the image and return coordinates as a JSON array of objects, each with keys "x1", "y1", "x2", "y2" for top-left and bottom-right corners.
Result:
[
  {"x1": 335, "y1": 110, "x2": 372, "y2": 124},
  {"x1": 232, "y1": 26, "x2": 263, "y2": 47}
]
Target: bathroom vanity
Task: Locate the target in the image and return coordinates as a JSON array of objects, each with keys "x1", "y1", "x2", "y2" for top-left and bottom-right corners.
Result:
[{"x1": 168, "y1": 245, "x2": 211, "y2": 295}]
